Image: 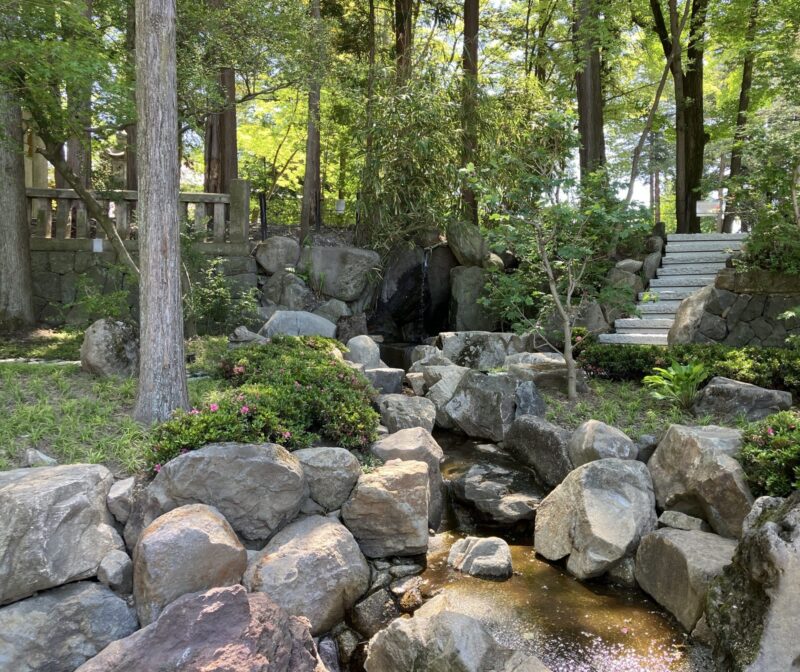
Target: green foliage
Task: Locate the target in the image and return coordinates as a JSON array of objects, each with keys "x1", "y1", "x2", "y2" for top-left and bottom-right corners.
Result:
[
  {"x1": 66, "y1": 265, "x2": 134, "y2": 326},
  {"x1": 0, "y1": 330, "x2": 83, "y2": 361},
  {"x1": 579, "y1": 342, "x2": 800, "y2": 398},
  {"x1": 740, "y1": 411, "x2": 800, "y2": 497},
  {"x1": 148, "y1": 336, "x2": 379, "y2": 470},
  {"x1": 737, "y1": 216, "x2": 800, "y2": 275},
  {"x1": 643, "y1": 361, "x2": 709, "y2": 411}
]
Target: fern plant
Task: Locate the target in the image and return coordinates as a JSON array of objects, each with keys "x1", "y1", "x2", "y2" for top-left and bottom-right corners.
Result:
[{"x1": 643, "y1": 361, "x2": 708, "y2": 411}]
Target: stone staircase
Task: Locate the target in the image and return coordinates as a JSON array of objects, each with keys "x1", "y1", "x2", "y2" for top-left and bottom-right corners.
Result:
[{"x1": 598, "y1": 233, "x2": 747, "y2": 345}]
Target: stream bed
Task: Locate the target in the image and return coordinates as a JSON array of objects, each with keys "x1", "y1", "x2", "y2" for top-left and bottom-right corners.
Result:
[{"x1": 425, "y1": 433, "x2": 715, "y2": 672}]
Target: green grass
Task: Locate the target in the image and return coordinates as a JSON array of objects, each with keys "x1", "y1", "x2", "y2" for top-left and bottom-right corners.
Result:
[
  {"x1": 541, "y1": 379, "x2": 716, "y2": 439},
  {"x1": 0, "y1": 329, "x2": 83, "y2": 361},
  {"x1": 0, "y1": 362, "x2": 227, "y2": 475}
]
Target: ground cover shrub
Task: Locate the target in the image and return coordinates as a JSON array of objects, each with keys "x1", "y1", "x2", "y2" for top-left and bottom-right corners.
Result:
[
  {"x1": 148, "y1": 336, "x2": 380, "y2": 470},
  {"x1": 643, "y1": 362, "x2": 708, "y2": 411},
  {"x1": 739, "y1": 411, "x2": 800, "y2": 497},
  {"x1": 578, "y1": 342, "x2": 800, "y2": 398}
]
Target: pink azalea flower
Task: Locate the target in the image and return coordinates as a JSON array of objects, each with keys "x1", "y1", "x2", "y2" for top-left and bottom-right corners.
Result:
[
  {"x1": 233, "y1": 365, "x2": 245, "y2": 375},
  {"x1": 282, "y1": 431, "x2": 292, "y2": 439},
  {"x1": 767, "y1": 427, "x2": 775, "y2": 436},
  {"x1": 240, "y1": 405, "x2": 250, "y2": 415},
  {"x1": 190, "y1": 407, "x2": 200, "y2": 415},
  {"x1": 209, "y1": 403, "x2": 219, "y2": 412},
  {"x1": 154, "y1": 464, "x2": 162, "y2": 473}
]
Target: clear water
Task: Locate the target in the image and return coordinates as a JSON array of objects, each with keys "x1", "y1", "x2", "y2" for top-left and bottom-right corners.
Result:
[{"x1": 425, "y1": 433, "x2": 715, "y2": 672}]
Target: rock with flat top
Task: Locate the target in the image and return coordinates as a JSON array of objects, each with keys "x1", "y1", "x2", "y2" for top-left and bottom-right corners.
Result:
[
  {"x1": 568, "y1": 419, "x2": 638, "y2": 467},
  {"x1": 447, "y1": 536, "x2": 513, "y2": 580},
  {"x1": 692, "y1": 376, "x2": 792, "y2": 422}
]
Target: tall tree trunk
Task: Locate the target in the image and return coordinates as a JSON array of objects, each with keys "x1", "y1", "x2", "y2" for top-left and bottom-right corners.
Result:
[
  {"x1": 460, "y1": 0, "x2": 479, "y2": 227},
  {"x1": 299, "y1": 0, "x2": 322, "y2": 243},
  {"x1": 0, "y1": 86, "x2": 34, "y2": 330},
  {"x1": 573, "y1": 0, "x2": 606, "y2": 179},
  {"x1": 722, "y1": 0, "x2": 760, "y2": 233},
  {"x1": 64, "y1": 0, "x2": 93, "y2": 188},
  {"x1": 395, "y1": 0, "x2": 414, "y2": 83},
  {"x1": 203, "y1": 66, "x2": 238, "y2": 193},
  {"x1": 125, "y1": 0, "x2": 138, "y2": 191},
  {"x1": 134, "y1": 0, "x2": 189, "y2": 424}
]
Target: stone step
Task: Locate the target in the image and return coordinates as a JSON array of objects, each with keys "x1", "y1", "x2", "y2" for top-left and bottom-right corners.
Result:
[
  {"x1": 597, "y1": 333, "x2": 669, "y2": 345},
  {"x1": 637, "y1": 301, "x2": 682, "y2": 314},
  {"x1": 662, "y1": 254, "x2": 731, "y2": 266},
  {"x1": 666, "y1": 241, "x2": 743, "y2": 253},
  {"x1": 639, "y1": 288, "x2": 698, "y2": 301},
  {"x1": 616, "y1": 326, "x2": 672, "y2": 336},
  {"x1": 667, "y1": 233, "x2": 747, "y2": 242},
  {"x1": 657, "y1": 263, "x2": 726, "y2": 276},
  {"x1": 615, "y1": 318, "x2": 674, "y2": 330},
  {"x1": 649, "y1": 276, "x2": 715, "y2": 288}
]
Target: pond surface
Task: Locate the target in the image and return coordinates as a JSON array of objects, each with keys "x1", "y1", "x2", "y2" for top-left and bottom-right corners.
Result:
[{"x1": 427, "y1": 433, "x2": 714, "y2": 672}]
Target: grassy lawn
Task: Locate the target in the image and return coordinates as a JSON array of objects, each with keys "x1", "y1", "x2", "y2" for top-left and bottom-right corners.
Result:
[
  {"x1": 0, "y1": 329, "x2": 83, "y2": 361},
  {"x1": 541, "y1": 378, "x2": 720, "y2": 439}
]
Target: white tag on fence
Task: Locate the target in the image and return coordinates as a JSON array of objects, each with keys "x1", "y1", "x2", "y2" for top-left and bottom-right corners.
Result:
[{"x1": 92, "y1": 239, "x2": 103, "y2": 253}]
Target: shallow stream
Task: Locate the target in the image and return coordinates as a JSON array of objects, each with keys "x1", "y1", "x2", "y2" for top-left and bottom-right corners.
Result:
[{"x1": 424, "y1": 433, "x2": 714, "y2": 672}]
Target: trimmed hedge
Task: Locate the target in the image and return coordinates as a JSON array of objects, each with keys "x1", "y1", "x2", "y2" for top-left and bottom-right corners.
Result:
[{"x1": 578, "y1": 342, "x2": 800, "y2": 398}]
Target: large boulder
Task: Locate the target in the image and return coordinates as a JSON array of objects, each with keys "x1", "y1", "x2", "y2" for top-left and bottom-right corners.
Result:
[
  {"x1": 423, "y1": 364, "x2": 471, "y2": 429},
  {"x1": 133, "y1": 504, "x2": 247, "y2": 625},
  {"x1": 444, "y1": 370, "x2": 542, "y2": 442},
  {"x1": 371, "y1": 427, "x2": 444, "y2": 528},
  {"x1": 534, "y1": 459, "x2": 657, "y2": 580},
  {"x1": 298, "y1": 245, "x2": 381, "y2": 302},
  {"x1": 0, "y1": 582, "x2": 138, "y2": 672},
  {"x1": 692, "y1": 377, "x2": 792, "y2": 422},
  {"x1": 648, "y1": 425, "x2": 753, "y2": 538},
  {"x1": 447, "y1": 536, "x2": 513, "y2": 580},
  {"x1": 505, "y1": 352, "x2": 590, "y2": 395},
  {"x1": 505, "y1": 415, "x2": 573, "y2": 488},
  {"x1": 377, "y1": 394, "x2": 436, "y2": 433},
  {"x1": 567, "y1": 419, "x2": 638, "y2": 467},
  {"x1": 446, "y1": 220, "x2": 488, "y2": 267},
  {"x1": 439, "y1": 331, "x2": 531, "y2": 371},
  {"x1": 294, "y1": 446, "x2": 361, "y2": 511},
  {"x1": 263, "y1": 270, "x2": 314, "y2": 310},
  {"x1": 258, "y1": 310, "x2": 337, "y2": 339},
  {"x1": 707, "y1": 493, "x2": 800, "y2": 671},
  {"x1": 75, "y1": 585, "x2": 322, "y2": 672},
  {"x1": 450, "y1": 266, "x2": 496, "y2": 331},
  {"x1": 345, "y1": 334, "x2": 382, "y2": 368},
  {"x1": 364, "y1": 594, "x2": 550, "y2": 672},
  {"x1": 80, "y1": 318, "x2": 138, "y2": 377},
  {"x1": 244, "y1": 515, "x2": 370, "y2": 635},
  {"x1": 668, "y1": 285, "x2": 714, "y2": 345},
  {"x1": 144, "y1": 442, "x2": 307, "y2": 542},
  {"x1": 635, "y1": 528, "x2": 737, "y2": 632},
  {"x1": 0, "y1": 464, "x2": 123, "y2": 605},
  {"x1": 341, "y1": 460, "x2": 430, "y2": 558},
  {"x1": 451, "y1": 462, "x2": 541, "y2": 525},
  {"x1": 254, "y1": 236, "x2": 301, "y2": 274}
]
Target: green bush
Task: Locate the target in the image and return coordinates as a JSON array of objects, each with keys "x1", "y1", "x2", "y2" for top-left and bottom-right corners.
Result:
[
  {"x1": 643, "y1": 362, "x2": 708, "y2": 411},
  {"x1": 578, "y1": 342, "x2": 800, "y2": 398},
  {"x1": 740, "y1": 411, "x2": 800, "y2": 497},
  {"x1": 148, "y1": 336, "x2": 379, "y2": 471}
]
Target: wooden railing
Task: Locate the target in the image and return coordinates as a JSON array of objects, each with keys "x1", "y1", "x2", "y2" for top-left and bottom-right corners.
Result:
[{"x1": 26, "y1": 179, "x2": 251, "y2": 245}]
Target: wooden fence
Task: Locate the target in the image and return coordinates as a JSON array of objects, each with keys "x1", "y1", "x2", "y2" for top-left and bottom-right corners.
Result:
[{"x1": 26, "y1": 179, "x2": 251, "y2": 251}]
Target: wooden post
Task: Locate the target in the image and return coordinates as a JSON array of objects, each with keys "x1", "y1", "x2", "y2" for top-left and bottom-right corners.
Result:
[
  {"x1": 193, "y1": 202, "x2": 206, "y2": 237},
  {"x1": 75, "y1": 201, "x2": 89, "y2": 238},
  {"x1": 55, "y1": 198, "x2": 70, "y2": 239},
  {"x1": 33, "y1": 198, "x2": 51, "y2": 237},
  {"x1": 212, "y1": 201, "x2": 226, "y2": 242},
  {"x1": 116, "y1": 199, "x2": 130, "y2": 239},
  {"x1": 229, "y1": 179, "x2": 249, "y2": 243}
]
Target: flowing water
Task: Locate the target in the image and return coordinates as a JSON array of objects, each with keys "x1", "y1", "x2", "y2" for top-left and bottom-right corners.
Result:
[{"x1": 424, "y1": 433, "x2": 715, "y2": 672}]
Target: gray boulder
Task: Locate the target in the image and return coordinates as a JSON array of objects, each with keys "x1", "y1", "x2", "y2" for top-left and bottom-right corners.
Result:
[
  {"x1": 607, "y1": 267, "x2": 644, "y2": 296},
  {"x1": 616, "y1": 258, "x2": 644, "y2": 273},
  {"x1": 446, "y1": 220, "x2": 488, "y2": 267},
  {"x1": 345, "y1": 334, "x2": 383, "y2": 368},
  {"x1": 22, "y1": 448, "x2": 57, "y2": 467},
  {"x1": 299, "y1": 245, "x2": 381, "y2": 302},
  {"x1": 74, "y1": 586, "x2": 322, "y2": 672},
  {"x1": 445, "y1": 370, "x2": 535, "y2": 442},
  {"x1": 0, "y1": 582, "x2": 138, "y2": 672},
  {"x1": 364, "y1": 594, "x2": 550, "y2": 672},
  {"x1": 144, "y1": 442, "x2": 308, "y2": 541},
  {"x1": 254, "y1": 235, "x2": 300, "y2": 274},
  {"x1": 364, "y1": 367, "x2": 404, "y2": 394},
  {"x1": 263, "y1": 270, "x2": 314, "y2": 310},
  {"x1": 371, "y1": 427, "x2": 444, "y2": 529},
  {"x1": 244, "y1": 515, "x2": 370, "y2": 635},
  {"x1": 567, "y1": 419, "x2": 638, "y2": 467},
  {"x1": 107, "y1": 476, "x2": 134, "y2": 524},
  {"x1": 534, "y1": 459, "x2": 657, "y2": 580},
  {"x1": 506, "y1": 353, "x2": 591, "y2": 395},
  {"x1": 505, "y1": 415, "x2": 573, "y2": 488},
  {"x1": 658, "y1": 510, "x2": 712, "y2": 532},
  {"x1": 648, "y1": 424, "x2": 753, "y2": 538},
  {"x1": 342, "y1": 460, "x2": 430, "y2": 558},
  {"x1": 635, "y1": 528, "x2": 737, "y2": 631},
  {"x1": 0, "y1": 464, "x2": 124, "y2": 605},
  {"x1": 423, "y1": 364, "x2": 471, "y2": 429},
  {"x1": 98, "y1": 550, "x2": 133, "y2": 594},
  {"x1": 80, "y1": 318, "x2": 138, "y2": 377},
  {"x1": 447, "y1": 536, "x2": 513, "y2": 580},
  {"x1": 350, "y1": 588, "x2": 400, "y2": 638},
  {"x1": 450, "y1": 266, "x2": 496, "y2": 331},
  {"x1": 258, "y1": 310, "x2": 337, "y2": 339},
  {"x1": 451, "y1": 462, "x2": 541, "y2": 525},
  {"x1": 668, "y1": 285, "x2": 714, "y2": 345},
  {"x1": 133, "y1": 504, "x2": 247, "y2": 625},
  {"x1": 440, "y1": 331, "x2": 531, "y2": 370},
  {"x1": 707, "y1": 493, "x2": 800, "y2": 671},
  {"x1": 693, "y1": 376, "x2": 792, "y2": 422},
  {"x1": 294, "y1": 446, "x2": 361, "y2": 511},
  {"x1": 314, "y1": 298, "x2": 352, "y2": 324},
  {"x1": 377, "y1": 394, "x2": 436, "y2": 433}
]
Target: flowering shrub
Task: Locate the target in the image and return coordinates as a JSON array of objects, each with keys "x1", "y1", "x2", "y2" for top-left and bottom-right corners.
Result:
[
  {"x1": 739, "y1": 411, "x2": 800, "y2": 497},
  {"x1": 148, "y1": 336, "x2": 380, "y2": 471}
]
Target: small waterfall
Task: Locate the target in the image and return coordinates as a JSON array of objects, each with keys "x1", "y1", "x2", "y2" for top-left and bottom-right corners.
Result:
[{"x1": 416, "y1": 247, "x2": 432, "y2": 341}]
